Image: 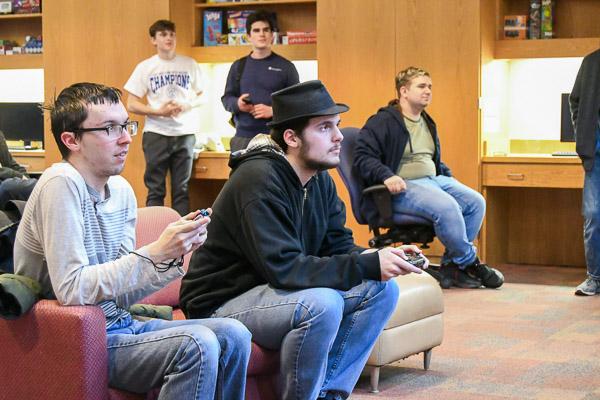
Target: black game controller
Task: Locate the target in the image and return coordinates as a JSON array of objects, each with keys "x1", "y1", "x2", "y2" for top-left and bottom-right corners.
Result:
[
  {"x1": 405, "y1": 252, "x2": 426, "y2": 269},
  {"x1": 193, "y1": 209, "x2": 210, "y2": 220}
]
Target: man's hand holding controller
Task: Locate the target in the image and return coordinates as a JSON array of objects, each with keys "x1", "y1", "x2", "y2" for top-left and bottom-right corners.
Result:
[
  {"x1": 378, "y1": 245, "x2": 429, "y2": 281},
  {"x1": 145, "y1": 208, "x2": 212, "y2": 264}
]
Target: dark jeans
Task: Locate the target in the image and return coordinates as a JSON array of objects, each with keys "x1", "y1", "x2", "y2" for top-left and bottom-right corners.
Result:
[
  {"x1": 582, "y1": 127, "x2": 600, "y2": 279},
  {"x1": 142, "y1": 132, "x2": 196, "y2": 216}
]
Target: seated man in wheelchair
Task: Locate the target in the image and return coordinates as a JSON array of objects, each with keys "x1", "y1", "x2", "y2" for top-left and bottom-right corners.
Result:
[{"x1": 353, "y1": 66, "x2": 504, "y2": 289}]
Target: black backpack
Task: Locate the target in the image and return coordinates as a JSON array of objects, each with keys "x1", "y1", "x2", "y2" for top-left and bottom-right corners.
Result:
[{"x1": 228, "y1": 55, "x2": 249, "y2": 128}]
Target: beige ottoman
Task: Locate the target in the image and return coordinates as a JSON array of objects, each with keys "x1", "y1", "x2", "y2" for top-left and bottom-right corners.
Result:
[{"x1": 365, "y1": 271, "x2": 444, "y2": 392}]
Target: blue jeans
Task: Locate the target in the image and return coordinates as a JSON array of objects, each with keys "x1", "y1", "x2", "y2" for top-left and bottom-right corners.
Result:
[
  {"x1": 392, "y1": 175, "x2": 486, "y2": 266},
  {"x1": 583, "y1": 128, "x2": 600, "y2": 280},
  {"x1": 106, "y1": 317, "x2": 251, "y2": 400},
  {"x1": 212, "y1": 280, "x2": 399, "y2": 400}
]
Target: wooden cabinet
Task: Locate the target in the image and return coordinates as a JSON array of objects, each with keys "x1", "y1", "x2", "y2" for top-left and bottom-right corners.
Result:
[
  {"x1": 0, "y1": 13, "x2": 43, "y2": 69},
  {"x1": 481, "y1": 156, "x2": 585, "y2": 267},
  {"x1": 482, "y1": 156, "x2": 583, "y2": 188},
  {"x1": 190, "y1": 0, "x2": 316, "y2": 62},
  {"x1": 10, "y1": 150, "x2": 45, "y2": 174},
  {"x1": 189, "y1": 151, "x2": 230, "y2": 211},
  {"x1": 494, "y1": 0, "x2": 600, "y2": 58},
  {"x1": 193, "y1": 151, "x2": 230, "y2": 180}
]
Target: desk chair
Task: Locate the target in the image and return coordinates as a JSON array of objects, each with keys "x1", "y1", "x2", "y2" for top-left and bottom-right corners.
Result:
[{"x1": 337, "y1": 127, "x2": 436, "y2": 250}]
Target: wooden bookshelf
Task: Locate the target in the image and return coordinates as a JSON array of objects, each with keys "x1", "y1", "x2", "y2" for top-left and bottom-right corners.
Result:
[
  {"x1": 195, "y1": 0, "x2": 315, "y2": 9},
  {"x1": 495, "y1": 37, "x2": 600, "y2": 59},
  {"x1": 190, "y1": 43, "x2": 315, "y2": 62},
  {"x1": 495, "y1": 0, "x2": 600, "y2": 59},
  {"x1": 0, "y1": 53, "x2": 42, "y2": 69},
  {"x1": 192, "y1": 0, "x2": 316, "y2": 62},
  {"x1": 0, "y1": 12, "x2": 42, "y2": 20},
  {"x1": 0, "y1": 12, "x2": 42, "y2": 68}
]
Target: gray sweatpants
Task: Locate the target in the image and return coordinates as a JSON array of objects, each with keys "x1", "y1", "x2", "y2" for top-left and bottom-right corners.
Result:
[{"x1": 142, "y1": 131, "x2": 196, "y2": 216}]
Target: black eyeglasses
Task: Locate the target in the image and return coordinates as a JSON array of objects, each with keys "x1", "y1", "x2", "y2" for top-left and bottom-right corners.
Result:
[{"x1": 73, "y1": 121, "x2": 138, "y2": 139}]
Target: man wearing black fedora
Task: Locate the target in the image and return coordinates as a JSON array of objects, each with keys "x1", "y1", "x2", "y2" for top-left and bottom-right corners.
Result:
[{"x1": 181, "y1": 80, "x2": 427, "y2": 399}]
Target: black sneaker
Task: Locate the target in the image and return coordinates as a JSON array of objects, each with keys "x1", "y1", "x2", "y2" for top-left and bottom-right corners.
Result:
[
  {"x1": 465, "y1": 258, "x2": 504, "y2": 288},
  {"x1": 439, "y1": 263, "x2": 482, "y2": 289}
]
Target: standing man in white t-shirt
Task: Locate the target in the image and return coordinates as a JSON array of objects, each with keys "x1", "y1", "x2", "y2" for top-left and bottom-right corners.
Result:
[{"x1": 125, "y1": 19, "x2": 203, "y2": 216}]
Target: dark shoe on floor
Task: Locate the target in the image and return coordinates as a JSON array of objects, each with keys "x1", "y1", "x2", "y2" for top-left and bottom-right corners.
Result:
[
  {"x1": 465, "y1": 258, "x2": 504, "y2": 288},
  {"x1": 424, "y1": 265, "x2": 456, "y2": 289},
  {"x1": 440, "y1": 263, "x2": 482, "y2": 289}
]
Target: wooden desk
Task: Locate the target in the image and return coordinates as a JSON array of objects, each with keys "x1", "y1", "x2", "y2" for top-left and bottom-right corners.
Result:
[
  {"x1": 9, "y1": 149, "x2": 45, "y2": 174},
  {"x1": 481, "y1": 155, "x2": 585, "y2": 267},
  {"x1": 189, "y1": 151, "x2": 230, "y2": 211}
]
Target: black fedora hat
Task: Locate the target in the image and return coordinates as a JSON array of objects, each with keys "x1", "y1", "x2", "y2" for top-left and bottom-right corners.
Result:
[{"x1": 267, "y1": 80, "x2": 349, "y2": 128}]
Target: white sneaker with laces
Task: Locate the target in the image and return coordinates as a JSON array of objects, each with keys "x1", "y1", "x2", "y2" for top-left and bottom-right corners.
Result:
[{"x1": 575, "y1": 278, "x2": 600, "y2": 296}]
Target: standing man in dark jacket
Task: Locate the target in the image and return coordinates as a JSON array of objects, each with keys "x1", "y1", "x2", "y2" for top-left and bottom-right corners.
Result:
[
  {"x1": 354, "y1": 66, "x2": 503, "y2": 289},
  {"x1": 221, "y1": 10, "x2": 299, "y2": 152},
  {"x1": 570, "y1": 48, "x2": 600, "y2": 296},
  {"x1": 0, "y1": 130, "x2": 37, "y2": 210},
  {"x1": 181, "y1": 80, "x2": 426, "y2": 400}
]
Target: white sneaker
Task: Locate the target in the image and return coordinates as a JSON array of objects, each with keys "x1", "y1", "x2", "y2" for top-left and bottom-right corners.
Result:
[{"x1": 575, "y1": 278, "x2": 600, "y2": 296}]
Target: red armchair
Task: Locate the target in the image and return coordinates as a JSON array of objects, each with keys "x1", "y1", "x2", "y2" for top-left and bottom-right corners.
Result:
[{"x1": 0, "y1": 206, "x2": 278, "y2": 400}]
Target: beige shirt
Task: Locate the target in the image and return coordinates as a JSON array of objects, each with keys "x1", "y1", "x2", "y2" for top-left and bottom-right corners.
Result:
[{"x1": 396, "y1": 116, "x2": 436, "y2": 179}]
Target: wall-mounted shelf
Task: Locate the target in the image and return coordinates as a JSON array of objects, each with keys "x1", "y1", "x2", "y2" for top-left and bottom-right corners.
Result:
[
  {"x1": 195, "y1": 0, "x2": 314, "y2": 9},
  {"x1": 494, "y1": 0, "x2": 600, "y2": 59},
  {"x1": 0, "y1": 12, "x2": 42, "y2": 68},
  {"x1": 0, "y1": 13, "x2": 42, "y2": 20},
  {"x1": 190, "y1": 43, "x2": 315, "y2": 63},
  {"x1": 0, "y1": 53, "x2": 42, "y2": 69},
  {"x1": 495, "y1": 37, "x2": 600, "y2": 59},
  {"x1": 192, "y1": 0, "x2": 316, "y2": 63}
]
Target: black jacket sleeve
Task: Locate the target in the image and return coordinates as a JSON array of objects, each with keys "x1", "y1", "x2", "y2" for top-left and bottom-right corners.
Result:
[
  {"x1": 318, "y1": 176, "x2": 365, "y2": 257},
  {"x1": 239, "y1": 194, "x2": 380, "y2": 291},
  {"x1": 0, "y1": 131, "x2": 27, "y2": 180},
  {"x1": 570, "y1": 50, "x2": 600, "y2": 170},
  {"x1": 354, "y1": 121, "x2": 397, "y2": 186}
]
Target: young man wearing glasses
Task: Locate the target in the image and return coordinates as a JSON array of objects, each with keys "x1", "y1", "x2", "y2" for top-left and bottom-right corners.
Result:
[
  {"x1": 125, "y1": 19, "x2": 203, "y2": 216},
  {"x1": 14, "y1": 83, "x2": 251, "y2": 399}
]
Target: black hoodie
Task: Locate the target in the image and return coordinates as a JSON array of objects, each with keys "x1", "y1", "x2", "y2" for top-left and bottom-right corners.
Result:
[
  {"x1": 353, "y1": 105, "x2": 452, "y2": 227},
  {"x1": 180, "y1": 143, "x2": 381, "y2": 319}
]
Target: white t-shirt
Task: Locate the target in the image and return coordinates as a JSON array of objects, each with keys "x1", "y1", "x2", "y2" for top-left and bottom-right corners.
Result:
[{"x1": 124, "y1": 54, "x2": 203, "y2": 136}]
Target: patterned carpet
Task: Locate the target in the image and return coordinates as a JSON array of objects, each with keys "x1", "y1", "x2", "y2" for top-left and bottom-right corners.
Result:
[{"x1": 350, "y1": 265, "x2": 600, "y2": 399}]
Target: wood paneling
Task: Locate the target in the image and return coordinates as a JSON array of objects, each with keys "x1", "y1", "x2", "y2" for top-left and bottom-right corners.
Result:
[
  {"x1": 43, "y1": 0, "x2": 170, "y2": 204},
  {"x1": 317, "y1": 0, "x2": 396, "y2": 247},
  {"x1": 317, "y1": 0, "x2": 396, "y2": 129},
  {"x1": 507, "y1": 188, "x2": 585, "y2": 266},
  {"x1": 396, "y1": 0, "x2": 482, "y2": 191},
  {"x1": 170, "y1": 0, "x2": 195, "y2": 57},
  {"x1": 318, "y1": 0, "x2": 486, "y2": 251}
]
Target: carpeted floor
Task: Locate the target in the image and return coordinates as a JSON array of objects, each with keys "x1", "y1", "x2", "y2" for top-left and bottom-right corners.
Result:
[{"x1": 350, "y1": 264, "x2": 600, "y2": 399}]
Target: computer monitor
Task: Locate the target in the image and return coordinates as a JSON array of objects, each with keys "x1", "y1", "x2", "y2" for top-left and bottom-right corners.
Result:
[
  {"x1": 561, "y1": 93, "x2": 575, "y2": 142},
  {"x1": 0, "y1": 102, "x2": 44, "y2": 149}
]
